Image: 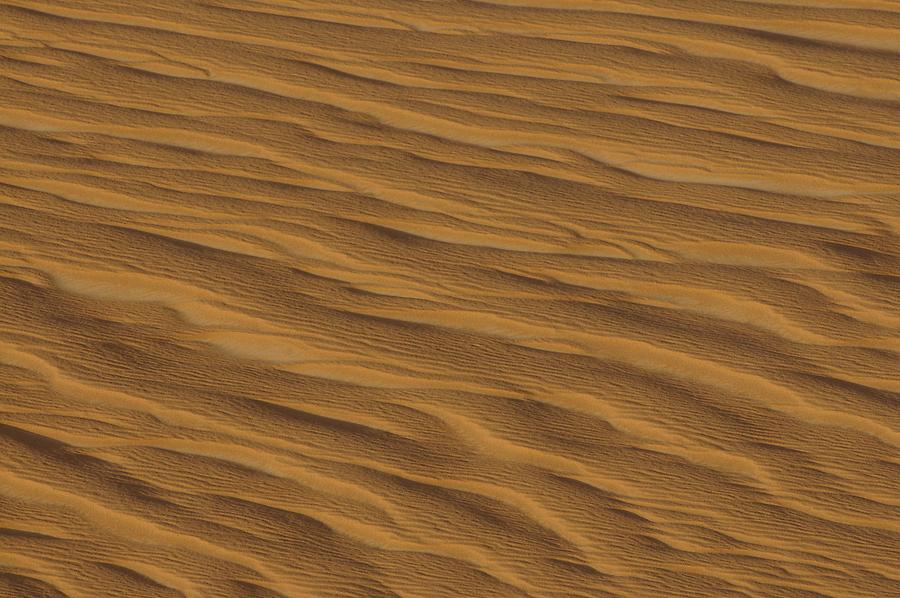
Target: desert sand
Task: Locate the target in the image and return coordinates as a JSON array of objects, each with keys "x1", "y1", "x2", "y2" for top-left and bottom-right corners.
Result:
[{"x1": 1, "y1": 1, "x2": 899, "y2": 596}]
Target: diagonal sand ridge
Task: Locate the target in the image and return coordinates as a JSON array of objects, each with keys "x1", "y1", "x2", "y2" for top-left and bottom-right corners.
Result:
[{"x1": 1, "y1": 1, "x2": 899, "y2": 597}]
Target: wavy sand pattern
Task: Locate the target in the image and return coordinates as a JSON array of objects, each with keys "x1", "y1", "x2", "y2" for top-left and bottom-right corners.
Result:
[{"x1": 1, "y1": 1, "x2": 899, "y2": 596}]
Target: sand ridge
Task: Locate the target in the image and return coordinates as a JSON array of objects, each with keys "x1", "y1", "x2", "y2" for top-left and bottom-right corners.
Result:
[{"x1": 1, "y1": 1, "x2": 899, "y2": 596}]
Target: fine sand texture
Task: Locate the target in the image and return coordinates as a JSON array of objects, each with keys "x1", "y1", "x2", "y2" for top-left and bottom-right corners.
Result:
[{"x1": 1, "y1": 1, "x2": 899, "y2": 597}]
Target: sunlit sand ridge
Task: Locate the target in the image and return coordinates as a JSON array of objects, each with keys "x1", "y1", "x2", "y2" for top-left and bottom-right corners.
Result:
[{"x1": 1, "y1": 0, "x2": 899, "y2": 596}]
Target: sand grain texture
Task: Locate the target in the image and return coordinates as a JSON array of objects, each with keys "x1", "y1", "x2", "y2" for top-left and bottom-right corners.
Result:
[{"x1": 1, "y1": 1, "x2": 899, "y2": 597}]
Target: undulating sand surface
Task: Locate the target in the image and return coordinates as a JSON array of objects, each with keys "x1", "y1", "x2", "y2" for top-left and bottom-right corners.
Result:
[{"x1": 1, "y1": 1, "x2": 899, "y2": 596}]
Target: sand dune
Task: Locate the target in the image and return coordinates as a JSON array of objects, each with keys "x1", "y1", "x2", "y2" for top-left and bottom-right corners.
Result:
[{"x1": 1, "y1": 1, "x2": 899, "y2": 596}]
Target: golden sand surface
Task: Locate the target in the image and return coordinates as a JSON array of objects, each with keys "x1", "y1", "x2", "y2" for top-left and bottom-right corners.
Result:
[{"x1": 1, "y1": 1, "x2": 899, "y2": 596}]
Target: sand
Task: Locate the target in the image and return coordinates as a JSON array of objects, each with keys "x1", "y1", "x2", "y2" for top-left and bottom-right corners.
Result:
[{"x1": 1, "y1": 1, "x2": 899, "y2": 597}]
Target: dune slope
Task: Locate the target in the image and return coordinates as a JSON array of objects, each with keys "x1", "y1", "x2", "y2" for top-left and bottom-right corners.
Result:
[{"x1": 1, "y1": 1, "x2": 899, "y2": 597}]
